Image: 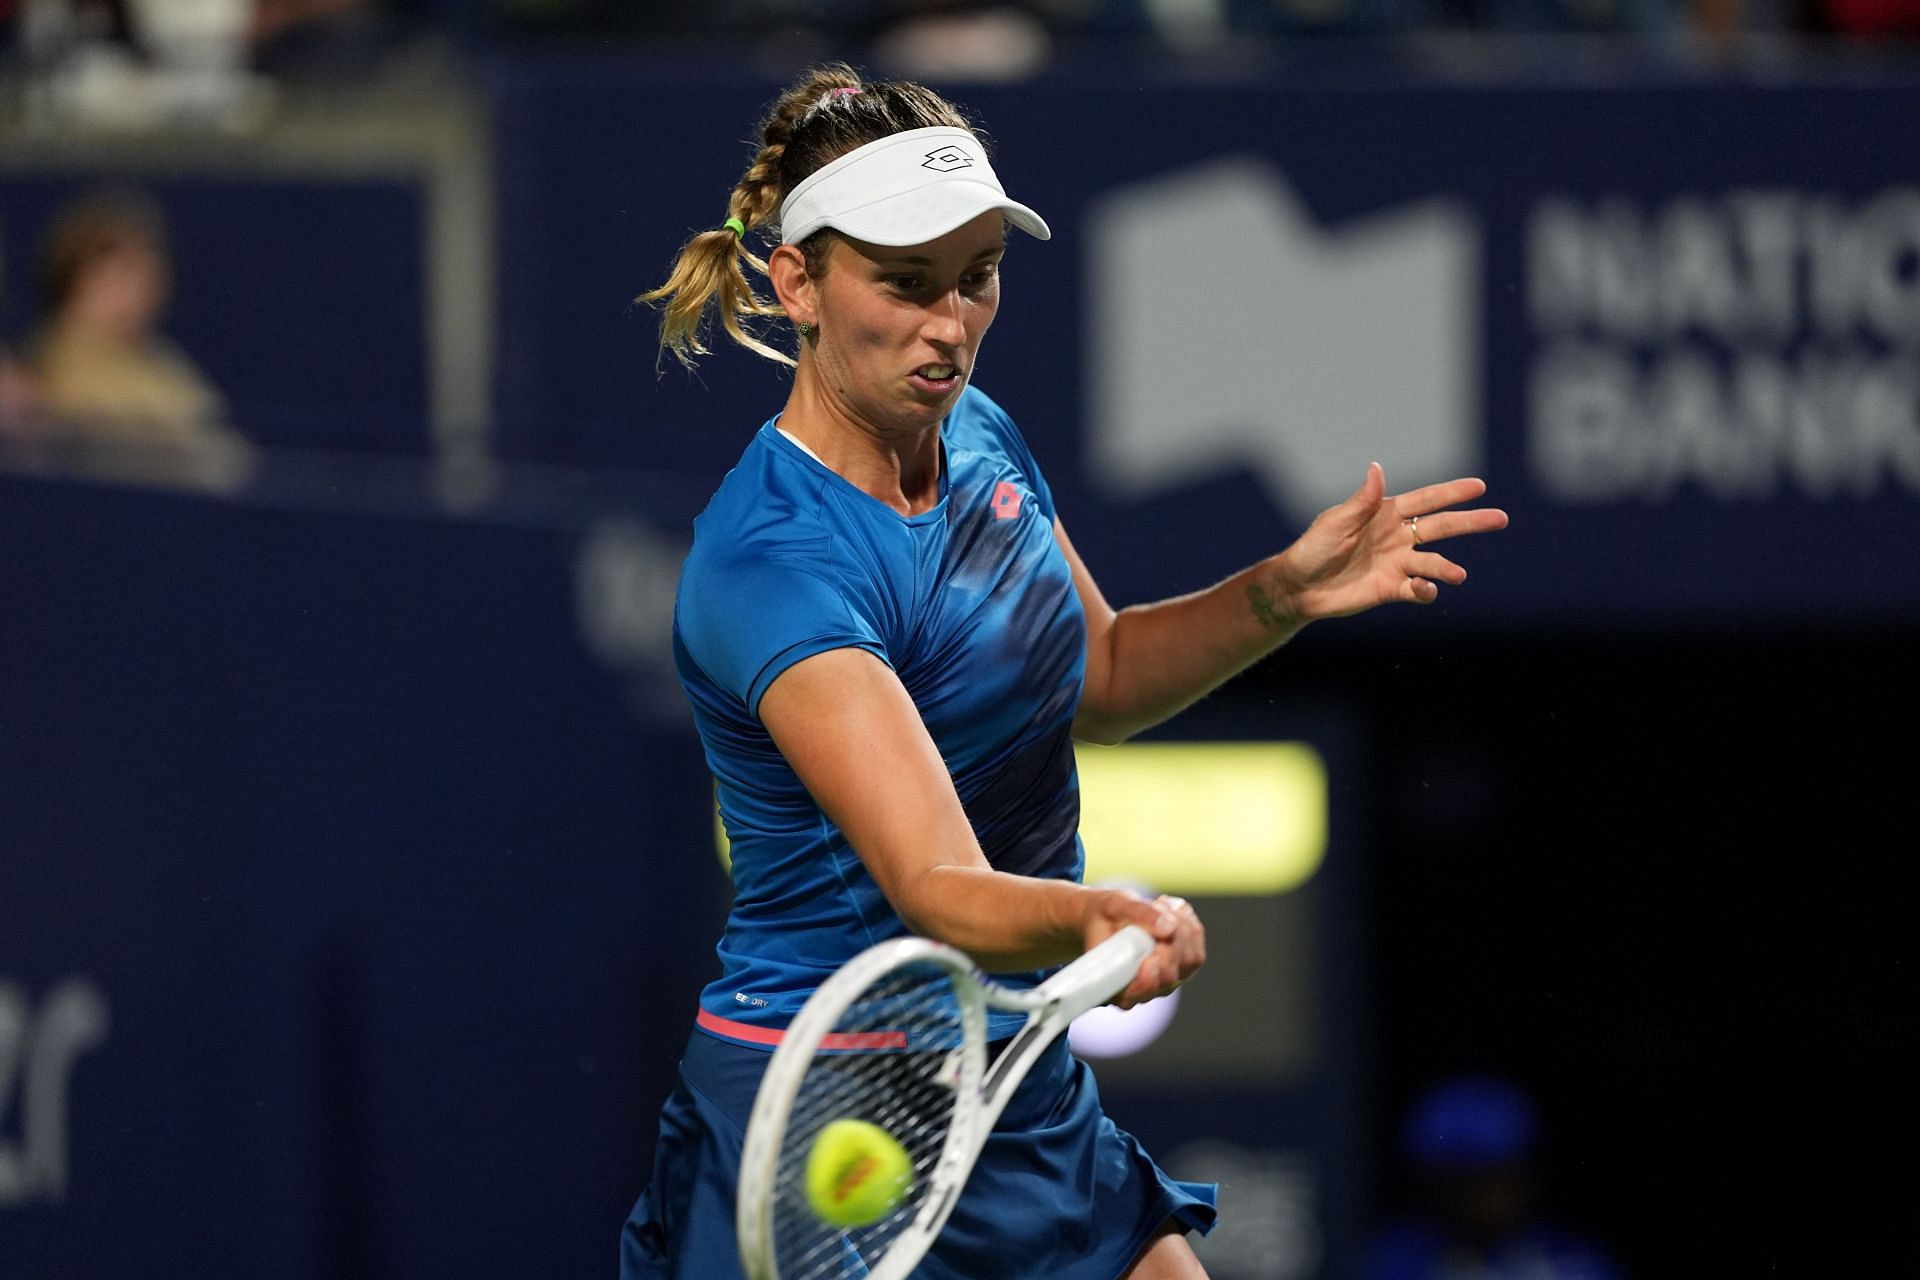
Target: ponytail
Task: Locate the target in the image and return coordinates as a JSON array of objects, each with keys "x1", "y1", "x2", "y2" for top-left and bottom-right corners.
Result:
[
  {"x1": 637, "y1": 64, "x2": 863, "y2": 370},
  {"x1": 638, "y1": 62, "x2": 977, "y2": 372}
]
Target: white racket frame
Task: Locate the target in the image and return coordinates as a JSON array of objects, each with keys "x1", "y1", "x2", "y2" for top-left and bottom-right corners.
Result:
[{"x1": 737, "y1": 924, "x2": 1156, "y2": 1280}]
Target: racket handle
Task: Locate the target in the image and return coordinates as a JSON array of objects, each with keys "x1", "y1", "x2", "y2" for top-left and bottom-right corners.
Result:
[{"x1": 1039, "y1": 924, "x2": 1157, "y2": 1022}]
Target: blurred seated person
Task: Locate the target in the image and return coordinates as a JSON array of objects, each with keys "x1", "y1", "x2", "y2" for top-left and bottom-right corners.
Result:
[
  {"x1": 0, "y1": 343, "x2": 47, "y2": 439},
  {"x1": 1367, "y1": 1075, "x2": 1625, "y2": 1280},
  {"x1": 1, "y1": 229, "x2": 38, "y2": 438},
  {"x1": 26, "y1": 188, "x2": 245, "y2": 458}
]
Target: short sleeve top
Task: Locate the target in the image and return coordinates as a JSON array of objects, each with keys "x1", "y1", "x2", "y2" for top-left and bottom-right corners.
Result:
[{"x1": 674, "y1": 384, "x2": 1087, "y2": 1042}]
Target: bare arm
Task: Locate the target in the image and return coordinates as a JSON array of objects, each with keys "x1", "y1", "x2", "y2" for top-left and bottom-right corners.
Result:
[
  {"x1": 1070, "y1": 463, "x2": 1509, "y2": 745},
  {"x1": 757, "y1": 645, "x2": 1203, "y2": 1003}
]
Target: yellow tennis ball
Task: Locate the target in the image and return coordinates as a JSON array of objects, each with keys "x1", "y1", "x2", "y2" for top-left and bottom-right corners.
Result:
[{"x1": 803, "y1": 1118, "x2": 914, "y2": 1227}]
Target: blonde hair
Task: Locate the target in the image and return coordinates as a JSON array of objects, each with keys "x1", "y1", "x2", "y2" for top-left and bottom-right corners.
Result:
[{"x1": 637, "y1": 64, "x2": 975, "y2": 370}]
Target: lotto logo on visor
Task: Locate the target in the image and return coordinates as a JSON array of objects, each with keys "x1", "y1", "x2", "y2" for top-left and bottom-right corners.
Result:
[{"x1": 921, "y1": 146, "x2": 974, "y2": 172}]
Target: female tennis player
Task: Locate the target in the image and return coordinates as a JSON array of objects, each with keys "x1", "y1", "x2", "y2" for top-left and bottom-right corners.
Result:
[{"x1": 622, "y1": 64, "x2": 1508, "y2": 1280}]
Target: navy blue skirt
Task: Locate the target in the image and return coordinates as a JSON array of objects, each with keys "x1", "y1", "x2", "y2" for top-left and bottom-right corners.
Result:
[{"x1": 621, "y1": 1028, "x2": 1217, "y2": 1280}]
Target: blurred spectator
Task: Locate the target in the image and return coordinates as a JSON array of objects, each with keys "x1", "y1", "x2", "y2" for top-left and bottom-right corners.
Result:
[
  {"x1": 15, "y1": 1, "x2": 411, "y2": 129},
  {"x1": 1367, "y1": 1076, "x2": 1625, "y2": 1280},
  {"x1": 0, "y1": 240, "x2": 45, "y2": 438},
  {"x1": 0, "y1": 343, "x2": 46, "y2": 438},
  {"x1": 18, "y1": 0, "x2": 271, "y2": 127},
  {"x1": 22, "y1": 188, "x2": 250, "y2": 478}
]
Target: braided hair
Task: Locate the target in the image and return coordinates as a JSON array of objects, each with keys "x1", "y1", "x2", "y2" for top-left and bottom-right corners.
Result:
[{"x1": 638, "y1": 64, "x2": 979, "y2": 370}]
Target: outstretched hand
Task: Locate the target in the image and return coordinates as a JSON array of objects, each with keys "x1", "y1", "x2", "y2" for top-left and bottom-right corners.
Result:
[{"x1": 1268, "y1": 463, "x2": 1508, "y2": 624}]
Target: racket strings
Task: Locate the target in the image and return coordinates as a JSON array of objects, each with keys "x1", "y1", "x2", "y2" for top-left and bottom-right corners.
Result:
[{"x1": 770, "y1": 961, "x2": 970, "y2": 1280}]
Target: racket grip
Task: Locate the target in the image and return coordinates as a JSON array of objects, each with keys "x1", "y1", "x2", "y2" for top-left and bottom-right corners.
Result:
[{"x1": 1042, "y1": 924, "x2": 1157, "y2": 1021}]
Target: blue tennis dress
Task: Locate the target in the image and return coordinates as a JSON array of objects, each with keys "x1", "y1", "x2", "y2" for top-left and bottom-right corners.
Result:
[{"x1": 622, "y1": 386, "x2": 1217, "y2": 1279}]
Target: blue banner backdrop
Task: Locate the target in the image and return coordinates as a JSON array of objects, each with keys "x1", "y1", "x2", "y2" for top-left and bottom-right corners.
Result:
[
  {"x1": 491, "y1": 63, "x2": 1920, "y2": 631},
  {"x1": 0, "y1": 466, "x2": 721, "y2": 1278},
  {"x1": 8, "y1": 59, "x2": 1920, "y2": 1279}
]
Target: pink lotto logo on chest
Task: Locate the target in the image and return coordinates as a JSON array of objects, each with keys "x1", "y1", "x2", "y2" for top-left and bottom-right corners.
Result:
[{"x1": 991, "y1": 481, "x2": 1023, "y2": 520}]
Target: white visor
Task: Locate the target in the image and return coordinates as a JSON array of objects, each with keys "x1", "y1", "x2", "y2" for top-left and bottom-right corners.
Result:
[{"x1": 778, "y1": 126, "x2": 1051, "y2": 248}]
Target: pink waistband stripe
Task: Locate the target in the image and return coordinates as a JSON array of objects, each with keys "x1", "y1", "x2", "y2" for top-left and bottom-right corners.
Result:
[{"x1": 696, "y1": 1008, "x2": 908, "y2": 1050}]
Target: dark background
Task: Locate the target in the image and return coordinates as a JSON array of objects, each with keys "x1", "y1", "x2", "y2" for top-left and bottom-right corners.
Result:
[
  {"x1": 1312, "y1": 621, "x2": 1912, "y2": 1272},
  {"x1": 5, "y1": 10, "x2": 1919, "y2": 1277}
]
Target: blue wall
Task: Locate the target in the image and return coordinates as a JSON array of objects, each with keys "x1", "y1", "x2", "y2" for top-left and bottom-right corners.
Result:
[{"x1": 0, "y1": 468, "x2": 721, "y2": 1277}]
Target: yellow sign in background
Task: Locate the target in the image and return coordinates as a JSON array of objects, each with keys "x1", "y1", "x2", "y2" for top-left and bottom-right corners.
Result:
[{"x1": 1077, "y1": 741, "x2": 1327, "y2": 897}]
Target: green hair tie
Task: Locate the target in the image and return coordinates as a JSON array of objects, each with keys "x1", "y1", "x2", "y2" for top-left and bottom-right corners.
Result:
[{"x1": 722, "y1": 216, "x2": 746, "y2": 238}]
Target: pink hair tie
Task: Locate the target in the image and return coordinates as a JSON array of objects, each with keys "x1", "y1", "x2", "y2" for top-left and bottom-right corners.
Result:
[{"x1": 805, "y1": 85, "x2": 863, "y2": 120}]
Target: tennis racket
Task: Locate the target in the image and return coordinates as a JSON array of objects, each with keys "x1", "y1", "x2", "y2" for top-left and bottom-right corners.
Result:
[{"x1": 736, "y1": 924, "x2": 1156, "y2": 1280}]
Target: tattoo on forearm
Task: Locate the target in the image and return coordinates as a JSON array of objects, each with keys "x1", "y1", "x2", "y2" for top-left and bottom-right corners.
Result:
[{"x1": 1246, "y1": 581, "x2": 1288, "y2": 631}]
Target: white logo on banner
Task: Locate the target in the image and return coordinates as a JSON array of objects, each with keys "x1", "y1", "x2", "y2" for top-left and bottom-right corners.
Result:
[
  {"x1": 1528, "y1": 189, "x2": 1920, "y2": 501},
  {"x1": 1084, "y1": 160, "x2": 1481, "y2": 525},
  {"x1": 575, "y1": 518, "x2": 688, "y2": 723},
  {"x1": 0, "y1": 977, "x2": 110, "y2": 1207}
]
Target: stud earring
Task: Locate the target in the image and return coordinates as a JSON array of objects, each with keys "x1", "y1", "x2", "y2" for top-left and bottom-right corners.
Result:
[{"x1": 797, "y1": 320, "x2": 815, "y2": 339}]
